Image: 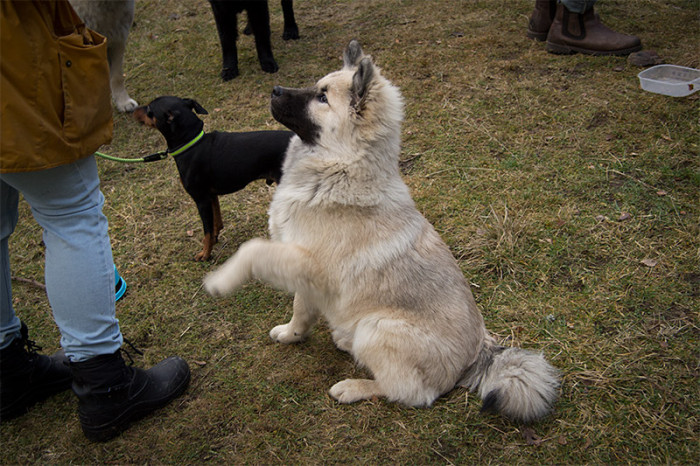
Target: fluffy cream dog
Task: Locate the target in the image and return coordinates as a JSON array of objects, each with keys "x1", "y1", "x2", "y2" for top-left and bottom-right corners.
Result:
[{"x1": 204, "y1": 40, "x2": 560, "y2": 423}]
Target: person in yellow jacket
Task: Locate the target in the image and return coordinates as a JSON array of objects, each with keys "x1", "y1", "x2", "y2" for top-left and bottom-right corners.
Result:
[{"x1": 0, "y1": 0, "x2": 190, "y2": 442}]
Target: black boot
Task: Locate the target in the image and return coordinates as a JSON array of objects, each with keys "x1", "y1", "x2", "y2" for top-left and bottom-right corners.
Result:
[
  {"x1": 70, "y1": 350, "x2": 190, "y2": 442},
  {"x1": 0, "y1": 322, "x2": 72, "y2": 422}
]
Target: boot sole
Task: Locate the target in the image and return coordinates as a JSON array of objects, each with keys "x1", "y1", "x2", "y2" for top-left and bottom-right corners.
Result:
[
  {"x1": 527, "y1": 29, "x2": 548, "y2": 42},
  {"x1": 80, "y1": 370, "x2": 191, "y2": 442},
  {"x1": 546, "y1": 40, "x2": 642, "y2": 56}
]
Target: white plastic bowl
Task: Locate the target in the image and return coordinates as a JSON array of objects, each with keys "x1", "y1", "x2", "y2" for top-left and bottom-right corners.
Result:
[{"x1": 638, "y1": 64, "x2": 700, "y2": 97}]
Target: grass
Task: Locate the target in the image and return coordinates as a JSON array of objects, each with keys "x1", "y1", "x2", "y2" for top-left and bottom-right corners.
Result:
[{"x1": 2, "y1": 0, "x2": 698, "y2": 463}]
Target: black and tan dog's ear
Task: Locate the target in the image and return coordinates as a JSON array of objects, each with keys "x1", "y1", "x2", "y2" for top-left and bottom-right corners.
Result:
[
  {"x1": 343, "y1": 39, "x2": 364, "y2": 69},
  {"x1": 351, "y1": 57, "x2": 374, "y2": 112},
  {"x1": 166, "y1": 110, "x2": 180, "y2": 124},
  {"x1": 184, "y1": 98, "x2": 209, "y2": 115}
]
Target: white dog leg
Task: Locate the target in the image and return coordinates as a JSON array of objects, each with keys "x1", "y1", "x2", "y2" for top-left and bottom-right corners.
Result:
[
  {"x1": 346, "y1": 315, "x2": 444, "y2": 407},
  {"x1": 109, "y1": 41, "x2": 137, "y2": 112},
  {"x1": 270, "y1": 293, "x2": 319, "y2": 343},
  {"x1": 205, "y1": 238, "x2": 322, "y2": 296},
  {"x1": 203, "y1": 238, "x2": 263, "y2": 296}
]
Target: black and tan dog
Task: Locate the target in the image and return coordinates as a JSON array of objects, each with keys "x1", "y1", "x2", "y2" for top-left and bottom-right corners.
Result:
[{"x1": 134, "y1": 96, "x2": 293, "y2": 261}]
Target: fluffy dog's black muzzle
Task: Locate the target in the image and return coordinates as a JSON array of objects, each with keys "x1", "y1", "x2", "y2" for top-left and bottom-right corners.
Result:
[{"x1": 271, "y1": 86, "x2": 320, "y2": 144}]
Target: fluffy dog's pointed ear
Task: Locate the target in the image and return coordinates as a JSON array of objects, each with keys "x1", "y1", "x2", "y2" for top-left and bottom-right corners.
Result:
[
  {"x1": 343, "y1": 39, "x2": 364, "y2": 69},
  {"x1": 185, "y1": 98, "x2": 208, "y2": 115},
  {"x1": 351, "y1": 57, "x2": 374, "y2": 112}
]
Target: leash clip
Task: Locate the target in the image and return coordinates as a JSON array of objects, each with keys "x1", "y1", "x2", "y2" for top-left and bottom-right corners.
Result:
[{"x1": 142, "y1": 151, "x2": 169, "y2": 163}]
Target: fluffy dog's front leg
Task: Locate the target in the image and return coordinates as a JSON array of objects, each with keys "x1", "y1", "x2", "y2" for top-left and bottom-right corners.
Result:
[
  {"x1": 204, "y1": 239, "x2": 322, "y2": 298},
  {"x1": 270, "y1": 293, "x2": 319, "y2": 344},
  {"x1": 203, "y1": 238, "x2": 265, "y2": 296}
]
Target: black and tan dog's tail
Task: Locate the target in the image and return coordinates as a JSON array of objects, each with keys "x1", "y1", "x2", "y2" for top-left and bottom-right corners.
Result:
[{"x1": 460, "y1": 338, "x2": 560, "y2": 424}]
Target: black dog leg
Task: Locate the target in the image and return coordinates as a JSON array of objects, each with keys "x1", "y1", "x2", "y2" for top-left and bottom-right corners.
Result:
[
  {"x1": 209, "y1": 0, "x2": 240, "y2": 81},
  {"x1": 281, "y1": 0, "x2": 299, "y2": 40},
  {"x1": 245, "y1": 1, "x2": 298, "y2": 40},
  {"x1": 212, "y1": 197, "x2": 224, "y2": 238},
  {"x1": 195, "y1": 199, "x2": 216, "y2": 261},
  {"x1": 245, "y1": 1, "x2": 279, "y2": 74}
]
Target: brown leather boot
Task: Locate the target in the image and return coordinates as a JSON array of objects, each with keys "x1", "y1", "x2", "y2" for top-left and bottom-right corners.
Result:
[
  {"x1": 527, "y1": 0, "x2": 557, "y2": 41},
  {"x1": 546, "y1": 4, "x2": 642, "y2": 56}
]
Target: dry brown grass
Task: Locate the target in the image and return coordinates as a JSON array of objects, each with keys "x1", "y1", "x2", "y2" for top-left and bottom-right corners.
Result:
[{"x1": 2, "y1": 0, "x2": 698, "y2": 463}]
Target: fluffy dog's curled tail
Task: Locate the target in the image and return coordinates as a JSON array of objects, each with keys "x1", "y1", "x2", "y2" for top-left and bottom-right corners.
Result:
[{"x1": 460, "y1": 339, "x2": 560, "y2": 424}]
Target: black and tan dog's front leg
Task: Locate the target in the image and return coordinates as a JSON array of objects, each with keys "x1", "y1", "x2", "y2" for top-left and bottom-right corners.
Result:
[
  {"x1": 194, "y1": 199, "x2": 218, "y2": 261},
  {"x1": 212, "y1": 197, "x2": 224, "y2": 239}
]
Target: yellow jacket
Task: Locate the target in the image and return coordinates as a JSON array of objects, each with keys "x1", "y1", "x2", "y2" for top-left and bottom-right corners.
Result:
[{"x1": 0, "y1": 0, "x2": 113, "y2": 173}]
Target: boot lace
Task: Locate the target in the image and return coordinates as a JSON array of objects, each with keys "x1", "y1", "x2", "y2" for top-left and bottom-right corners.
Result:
[
  {"x1": 19, "y1": 322, "x2": 42, "y2": 356},
  {"x1": 120, "y1": 338, "x2": 144, "y2": 366}
]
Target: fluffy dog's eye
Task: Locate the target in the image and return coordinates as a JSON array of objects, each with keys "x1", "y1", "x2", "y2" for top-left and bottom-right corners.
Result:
[
  {"x1": 147, "y1": 110, "x2": 154, "y2": 118},
  {"x1": 317, "y1": 94, "x2": 328, "y2": 104}
]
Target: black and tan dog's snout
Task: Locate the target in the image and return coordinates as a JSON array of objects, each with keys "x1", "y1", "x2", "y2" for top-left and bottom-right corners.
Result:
[{"x1": 132, "y1": 106, "x2": 157, "y2": 128}]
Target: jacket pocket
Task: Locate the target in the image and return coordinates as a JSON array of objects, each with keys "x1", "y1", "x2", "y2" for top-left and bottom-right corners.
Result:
[{"x1": 57, "y1": 27, "x2": 112, "y2": 143}]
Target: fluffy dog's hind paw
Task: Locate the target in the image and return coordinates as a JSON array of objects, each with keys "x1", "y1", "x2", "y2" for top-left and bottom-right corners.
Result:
[{"x1": 329, "y1": 379, "x2": 383, "y2": 404}]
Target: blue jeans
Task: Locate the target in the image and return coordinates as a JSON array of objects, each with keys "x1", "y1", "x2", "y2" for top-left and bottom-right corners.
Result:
[
  {"x1": 560, "y1": 0, "x2": 597, "y2": 14},
  {"x1": 1, "y1": 156, "x2": 122, "y2": 361}
]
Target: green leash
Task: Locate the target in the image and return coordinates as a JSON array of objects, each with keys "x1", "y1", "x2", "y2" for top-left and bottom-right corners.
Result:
[
  {"x1": 95, "y1": 130, "x2": 205, "y2": 163},
  {"x1": 95, "y1": 150, "x2": 169, "y2": 163}
]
